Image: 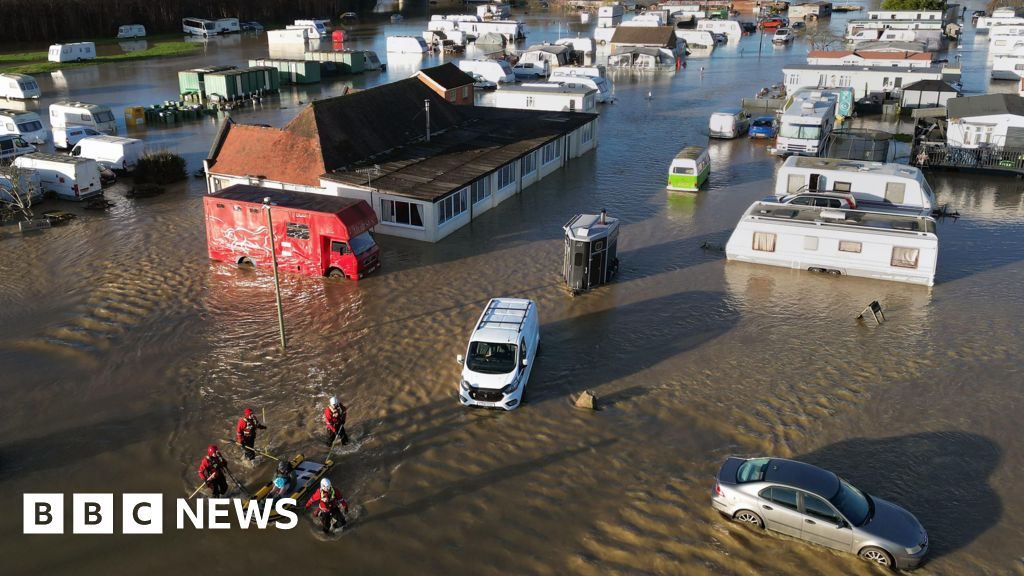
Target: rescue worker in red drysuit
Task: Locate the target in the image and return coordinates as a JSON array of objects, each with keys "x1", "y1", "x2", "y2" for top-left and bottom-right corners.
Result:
[
  {"x1": 305, "y1": 478, "x2": 349, "y2": 534},
  {"x1": 198, "y1": 444, "x2": 229, "y2": 497},
  {"x1": 236, "y1": 407, "x2": 266, "y2": 461},
  {"x1": 324, "y1": 396, "x2": 350, "y2": 446}
]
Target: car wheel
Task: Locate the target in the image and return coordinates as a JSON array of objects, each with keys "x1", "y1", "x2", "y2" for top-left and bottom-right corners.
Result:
[
  {"x1": 733, "y1": 509, "x2": 764, "y2": 529},
  {"x1": 858, "y1": 546, "x2": 893, "y2": 567}
]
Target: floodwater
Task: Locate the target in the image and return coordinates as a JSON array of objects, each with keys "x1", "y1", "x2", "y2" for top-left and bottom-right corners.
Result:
[{"x1": 2, "y1": 3, "x2": 1023, "y2": 575}]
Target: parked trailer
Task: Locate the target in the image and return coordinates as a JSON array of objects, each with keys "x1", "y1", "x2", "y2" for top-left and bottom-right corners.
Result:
[
  {"x1": 249, "y1": 59, "x2": 321, "y2": 84},
  {"x1": 0, "y1": 73, "x2": 41, "y2": 99},
  {"x1": 13, "y1": 153, "x2": 102, "y2": 201},
  {"x1": 773, "y1": 156, "x2": 936, "y2": 215},
  {"x1": 725, "y1": 201, "x2": 938, "y2": 286},
  {"x1": 117, "y1": 24, "x2": 147, "y2": 38},
  {"x1": 47, "y1": 43, "x2": 96, "y2": 63},
  {"x1": 204, "y1": 185, "x2": 381, "y2": 281}
]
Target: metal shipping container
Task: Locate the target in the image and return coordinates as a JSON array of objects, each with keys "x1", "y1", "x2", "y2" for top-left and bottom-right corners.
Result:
[{"x1": 249, "y1": 59, "x2": 321, "y2": 84}]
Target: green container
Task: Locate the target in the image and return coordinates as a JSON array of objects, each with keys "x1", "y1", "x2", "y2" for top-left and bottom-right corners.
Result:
[
  {"x1": 178, "y1": 70, "x2": 201, "y2": 95},
  {"x1": 205, "y1": 71, "x2": 240, "y2": 100},
  {"x1": 250, "y1": 58, "x2": 319, "y2": 84}
]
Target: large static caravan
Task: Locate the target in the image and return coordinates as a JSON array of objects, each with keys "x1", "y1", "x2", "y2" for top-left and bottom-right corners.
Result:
[
  {"x1": 549, "y1": 66, "x2": 614, "y2": 103},
  {"x1": 696, "y1": 20, "x2": 743, "y2": 40},
  {"x1": 773, "y1": 156, "x2": 936, "y2": 215},
  {"x1": 782, "y1": 64, "x2": 948, "y2": 99},
  {"x1": 990, "y1": 33, "x2": 1024, "y2": 56},
  {"x1": 725, "y1": 201, "x2": 938, "y2": 286},
  {"x1": 491, "y1": 83, "x2": 598, "y2": 113},
  {"x1": 519, "y1": 44, "x2": 573, "y2": 73},
  {"x1": 993, "y1": 55, "x2": 1024, "y2": 80},
  {"x1": 458, "y1": 59, "x2": 516, "y2": 84}
]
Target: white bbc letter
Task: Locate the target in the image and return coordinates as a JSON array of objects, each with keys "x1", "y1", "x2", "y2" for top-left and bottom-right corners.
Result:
[
  {"x1": 208, "y1": 498, "x2": 231, "y2": 529},
  {"x1": 24, "y1": 494, "x2": 63, "y2": 534},
  {"x1": 233, "y1": 499, "x2": 272, "y2": 529},
  {"x1": 274, "y1": 499, "x2": 298, "y2": 530},
  {"x1": 176, "y1": 498, "x2": 203, "y2": 529},
  {"x1": 122, "y1": 494, "x2": 163, "y2": 534},
  {"x1": 73, "y1": 493, "x2": 113, "y2": 534}
]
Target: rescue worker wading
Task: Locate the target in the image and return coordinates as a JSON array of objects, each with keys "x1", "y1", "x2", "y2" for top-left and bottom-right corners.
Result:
[
  {"x1": 236, "y1": 407, "x2": 266, "y2": 461},
  {"x1": 198, "y1": 444, "x2": 229, "y2": 497},
  {"x1": 324, "y1": 396, "x2": 350, "y2": 446},
  {"x1": 305, "y1": 478, "x2": 349, "y2": 534}
]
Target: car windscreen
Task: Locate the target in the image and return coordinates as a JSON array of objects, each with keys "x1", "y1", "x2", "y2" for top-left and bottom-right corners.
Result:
[
  {"x1": 348, "y1": 231, "x2": 376, "y2": 255},
  {"x1": 830, "y1": 479, "x2": 871, "y2": 526},
  {"x1": 736, "y1": 457, "x2": 769, "y2": 483},
  {"x1": 753, "y1": 119, "x2": 773, "y2": 127},
  {"x1": 779, "y1": 124, "x2": 822, "y2": 139},
  {"x1": 466, "y1": 341, "x2": 517, "y2": 374}
]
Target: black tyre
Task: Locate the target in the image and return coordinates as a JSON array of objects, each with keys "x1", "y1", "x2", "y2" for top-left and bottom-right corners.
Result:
[
  {"x1": 733, "y1": 509, "x2": 764, "y2": 529},
  {"x1": 327, "y1": 268, "x2": 346, "y2": 280},
  {"x1": 858, "y1": 547, "x2": 893, "y2": 568},
  {"x1": 238, "y1": 257, "x2": 255, "y2": 268}
]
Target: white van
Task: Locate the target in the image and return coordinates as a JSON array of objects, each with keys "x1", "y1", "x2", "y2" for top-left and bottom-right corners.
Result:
[
  {"x1": 458, "y1": 59, "x2": 516, "y2": 84},
  {"x1": 0, "y1": 134, "x2": 36, "y2": 163},
  {"x1": 0, "y1": 110, "x2": 49, "y2": 144},
  {"x1": 0, "y1": 167, "x2": 44, "y2": 203},
  {"x1": 293, "y1": 19, "x2": 328, "y2": 39},
  {"x1": 49, "y1": 101, "x2": 117, "y2": 136},
  {"x1": 457, "y1": 298, "x2": 540, "y2": 411},
  {"x1": 387, "y1": 36, "x2": 429, "y2": 53},
  {"x1": 53, "y1": 126, "x2": 105, "y2": 149},
  {"x1": 0, "y1": 73, "x2": 41, "y2": 99},
  {"x1": 13, "y1": 153, "x2": 102, "y2": 200},
  {"x1": 709, "y1": 108, "x2": 750, "y2": 139},
  {"x1": 71, "y1": 136, "x2": 145, "y2": 172},
  {"x1": 47, "y1": 42, "x2": 97, "y2": 63},
  {"x1": 117, "y1": 24, "x2": 147, "y2": 38}
]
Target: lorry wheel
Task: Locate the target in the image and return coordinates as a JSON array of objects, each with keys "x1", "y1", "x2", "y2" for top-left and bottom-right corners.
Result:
[
  {"x1": 238, "y1": 257, "x2": 255, "y2": 268},
  {"x1": 327, "y1": 268, "x2": 347, "y2": 280}
]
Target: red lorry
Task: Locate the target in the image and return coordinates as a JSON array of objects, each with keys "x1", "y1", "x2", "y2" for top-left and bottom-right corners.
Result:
[{"x1": 204, "y1": 185, "x2": 381, "y2": 280}]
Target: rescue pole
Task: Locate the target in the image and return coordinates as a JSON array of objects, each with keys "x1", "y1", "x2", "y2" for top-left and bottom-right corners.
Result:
[
  {"x1": 223, "y1": 467, "x2": 251, "y2": 497},
  {"x1": 188, "y1": 482, "x2": 208, "y2": 500},
  {"x1": 227, "y1": 439, "x2": 281, "y2": 461},
  {"x1": 263, "y1": 198, "x2": 287, "y2": 350}
]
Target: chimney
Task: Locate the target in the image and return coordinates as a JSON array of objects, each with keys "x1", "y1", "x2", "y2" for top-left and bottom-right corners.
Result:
[
  {"x1": 600, "y1": 208, "x2": 607, "y2": 225},
  {"x1": 425, "y1": 99, "x2": 431, "y2": 142}
]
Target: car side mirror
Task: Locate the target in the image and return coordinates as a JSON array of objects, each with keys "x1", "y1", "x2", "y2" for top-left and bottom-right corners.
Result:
[
  {"x1": 836, "y1": 519, "x2": 848, "y2": 529},
  {"x1": 457, "y1": 354, "x2": 464, "y2": 365}
]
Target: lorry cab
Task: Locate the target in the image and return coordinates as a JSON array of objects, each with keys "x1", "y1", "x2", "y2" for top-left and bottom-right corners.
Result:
[
  {"x1": 324, "y1": 230, "x2": 380, "y2": 279},
  {"x1": 458, "y1": 298, "x2": 540, "y2": 411}
]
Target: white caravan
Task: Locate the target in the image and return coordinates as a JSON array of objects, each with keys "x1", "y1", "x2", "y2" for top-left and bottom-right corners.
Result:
[
  {"x1": 117, "y1": 25, "x2": 146, "y2": 38},
  {"x1": 13, "y1": 153, "x2": 103, "y2": 201},
  {"x1": 725, "y1": 201, "x2": 938, "y2": 286},
  {"x1": 70, "y1": 135, "x2": 145, "y2": 171},
  {"x1": 0, "y1": 110, "x2": 48, "y2": 144},
  {"x1": 675, "y1": 30, "x2": 716, "y2": 51},
  {"x1": 773, "y1": 90, "x2": 838, "y2": 157},
  {"x1": 458, "y1": 59, "x2": 516, "y2": 84},
  {"x1": 47, "y1": 43, "x2": 97, "y2": 63},
  {"x1": 457, "y1": 298, "x2": 540, "y2": 411},
  {"x1": 0, "y1": 73, "x2": 41, "y2": 99},
  {"x1": 49, "y1": 101, "x2": 117, "y2": 139},
  {"x1": 697, "y1": 19, "x2": 743, "y2": 40},
  {"x1": 386, "y1": 36, "x2": 429, "y2": 54},
  {"x1": 215, "y1": 18, "x2": 240, "y2": 34},
  {"x1": 773, "y1": 157, "x2": 936, "y2": 215},
  {"x1": 990, "y1": 33, "x2": 1024, "y2": 56},
  {"x1": 993, "y1": 54, "x2": 1024, "y2": 80},
  {"x1": 549, "y1": 66, "x2": 614, "y2": 102},
  {"x1": 293, "y1": 20, "x2": 328, "y2": 39}
]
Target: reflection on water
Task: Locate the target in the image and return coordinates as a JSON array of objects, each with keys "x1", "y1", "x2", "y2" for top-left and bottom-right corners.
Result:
[{"x1": 0, "y1": 8, "x2": 1023, "y2": 576}]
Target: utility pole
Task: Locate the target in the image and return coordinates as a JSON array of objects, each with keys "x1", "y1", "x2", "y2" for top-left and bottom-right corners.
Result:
[{"x1": 263, "y1": 197, "x2": 286, "y2": 350}]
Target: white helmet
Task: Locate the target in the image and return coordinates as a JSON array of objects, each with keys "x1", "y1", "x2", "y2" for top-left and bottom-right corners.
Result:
[
  {"x1": 321, "y1": 478, "x2": 332, "y2": 490},
  {"x1": 329, "y1": 396, "x2": 339, "y2": 407}
]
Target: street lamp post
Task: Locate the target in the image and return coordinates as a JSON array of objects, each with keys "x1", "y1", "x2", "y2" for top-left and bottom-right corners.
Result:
[{"x1": 263, "y1": 197, "x2": 286, "y2": 350}]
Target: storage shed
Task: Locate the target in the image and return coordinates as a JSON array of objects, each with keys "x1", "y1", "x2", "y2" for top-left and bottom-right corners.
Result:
[
  {"x1": 900, "y1": 79, "x2": 960, "y2": 109},
  {"x1": 563, "y1": 210, "x2": 620, "y2": 295},
  {"x1": 249, "y1": 59, "x2": 321, "y2": 84}
]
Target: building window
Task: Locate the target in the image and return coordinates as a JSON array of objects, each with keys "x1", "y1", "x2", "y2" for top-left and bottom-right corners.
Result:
[
  {"x1": 891, "y1": 246, "x2": 920, "y2": 268},
  {"x1": 752, "y1": 232, "x2": 776, "y2": 252},
  {"x1": 381, "y1": 199, "x2": 425, "y2": 228},
  {"x1": 804, "y1": 236, "x2": 819, "y2": 251},
  {"x1": 497, "y1": 162, "x2": 517, "y2": 190},
  {"x1": 437, "y1": 188, "x2": 468, "y2": 225},
  {"x1": 839, "y1": 240, "x2": 862, "y2": 253},
  {"x1": 526, "y1": 96, "x2": 535, "y2": 108},
  {"x1": 542, "y1": 140, "x2": 560, "y2": 165},
  {"x1": 522, "y1": 151, "x2": 536, "y2": 175},
  {"x1": 581, "y1": 122, "x2": 594, "y2": 143},
  {"x1": 462, "y1": 86, "x2": 469, "y2": 98},
  {"x1": 286, "y1": 222, "x2": 310, "y2": 239},
  {"x1": 449, "y1": 92, "x2": 456, "y2": 102},
  {"x1": 471, "y1": 178, "x2": 491, "y2": 204}
]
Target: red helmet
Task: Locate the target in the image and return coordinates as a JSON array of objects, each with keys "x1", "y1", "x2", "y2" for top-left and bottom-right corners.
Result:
[
  {"x1": 244, "y1": 408, "x2": 254, "y2": 417},
  {"x1": 207, "y1": 444, "x2": 218, "y2": 456}
]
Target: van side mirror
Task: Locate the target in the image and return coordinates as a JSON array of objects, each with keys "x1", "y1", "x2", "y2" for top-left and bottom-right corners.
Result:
[
  {"x1": 521, "y1": 357, "x2": 529, "y2": 367},
  {"x1": 456, "y1": 354, "x2": 464, "y2": 365}
]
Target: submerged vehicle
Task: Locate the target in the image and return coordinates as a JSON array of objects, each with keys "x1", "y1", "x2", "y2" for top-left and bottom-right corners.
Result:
[{"x1": 667, "y1": 146, "x2": 710, "y2": 191}]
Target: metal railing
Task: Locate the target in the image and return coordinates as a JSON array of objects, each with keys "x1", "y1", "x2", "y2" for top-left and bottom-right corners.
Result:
[{"x1": 912, "y1": 142, "x2": 1024, "y2": 173}]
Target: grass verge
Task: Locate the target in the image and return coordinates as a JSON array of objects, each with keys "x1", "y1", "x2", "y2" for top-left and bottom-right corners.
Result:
[{"x1": 1, "y1": 41, "x2": 200, "y2": 74}]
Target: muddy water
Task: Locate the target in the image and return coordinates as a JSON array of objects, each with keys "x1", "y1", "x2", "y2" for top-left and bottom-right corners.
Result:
[{"x1": 2, "y1": 4, "x2": 1023, "y2": 575}]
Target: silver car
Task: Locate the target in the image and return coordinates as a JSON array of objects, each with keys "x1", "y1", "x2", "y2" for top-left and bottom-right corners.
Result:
[{"x1": 711, "y1": 457, "x2": 928, "y2": 570}]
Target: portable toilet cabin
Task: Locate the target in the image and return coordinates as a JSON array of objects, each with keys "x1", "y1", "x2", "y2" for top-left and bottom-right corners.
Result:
[{"x1": 563, "y1": 210, "x2": 620, "y2": 295}]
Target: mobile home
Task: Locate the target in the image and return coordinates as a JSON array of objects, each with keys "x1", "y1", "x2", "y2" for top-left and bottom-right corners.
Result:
[
  {"x1": 549, "y1": 66, "x2": 614, "y2": 103},
  {"x1": 13, "y1": 153, "x2": 102, "y2": 200},
  {"x1": 519, "y1": 44, "x2": 573, "y2": 73},
  {"x1": 782, "y1": 64, "x2": 948, "y2": 99},
  {"x1": 725, "y1": 201, "x2": 938, "y2": 286},
  {"x1": 116, "y1": 24, "x2": 146, "y2": 38},
  {"x1": 0, "y1": 73, "x2": 41, "y2": 99},
  {"x1": 990, "y1": 33, "x2": 1024, "y2": 56},
  {"x1": 599, "y1": 4, "x2": 625, "y2": 27},
  {"x1": 47, "y1": 43, "x2": 96, "y2": 63},
  {"x1": 773, "y1": 90, "x2": 838, "y2": 156},
  {"x1": 773, "y1": 156, "x2": 936, "y2": 214},
  {"x1": 0, "y1": 110, "x2": 49, "y2": 144},
  {"x1": 993, "y1": 54, "x2": 1024, "y2": 80},
  {"x1": 675, "y1": 30, "x2": 717, "y2": 51},
  {"x1": 49, "y1": 101, "x2": 117, "y2": 135},
  {"x1": 491, "y1": 83, "x2": 597, "y2": 113},
  {"x1": 667, "y1": 146, "x2": 710, "y2": 191},
  {"x1": 696, "y1": 19, "x2": 743, "y2": 40}
]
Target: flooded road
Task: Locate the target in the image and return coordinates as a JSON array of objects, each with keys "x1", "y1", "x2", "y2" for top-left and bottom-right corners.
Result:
[{"x1": 2, "y1": 3, "x2": 1023, "y2": 575}]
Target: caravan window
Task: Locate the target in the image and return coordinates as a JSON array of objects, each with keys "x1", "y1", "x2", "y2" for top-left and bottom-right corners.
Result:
[
  {"x1": 839, "y1": 240, "x2": 862, "y2": 253},
  {"x1": 804, "y1": 236, "x2": 819, "y2": 251},
  {"x1": 787, "y1": 174, "x2": 804, "y2": 193},
  {"x1": 833, "y1": 181, "x2": 852, "y2": 192},
  {"x1": 752, "y1": 232, "x2": 776, "y2": 252},
  {"x1": 891, "y1": 247, "x2": 919, "y2": 268},
  {"x1": 885, "y1": 182, "x2": 906, "y2": 204}
]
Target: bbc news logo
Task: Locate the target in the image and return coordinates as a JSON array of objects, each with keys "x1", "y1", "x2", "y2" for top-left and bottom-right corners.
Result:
[{"x1": 24, "y1": 494, "x2": 298, "y2": 534}]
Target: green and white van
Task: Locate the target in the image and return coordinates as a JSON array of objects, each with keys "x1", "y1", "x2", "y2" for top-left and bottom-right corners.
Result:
[{"x1": 667, "y1": 146, "x2": 710, "y2": 191}]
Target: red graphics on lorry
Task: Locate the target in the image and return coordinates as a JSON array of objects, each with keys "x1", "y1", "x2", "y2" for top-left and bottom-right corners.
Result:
[{"x1": 204, "y1": 185, "x2": 381, "y2": 280}]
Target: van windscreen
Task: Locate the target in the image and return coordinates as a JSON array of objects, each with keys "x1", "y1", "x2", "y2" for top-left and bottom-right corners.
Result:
[
  {"x1": 466, "y1": 342, "x2": 518, "y2": 374},
  {"x1": 94, "y1": 111, "x2": 114, "y2": 123}
]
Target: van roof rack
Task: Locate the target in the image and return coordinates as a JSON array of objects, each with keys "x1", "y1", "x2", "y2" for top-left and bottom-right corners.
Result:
[{"x1": 476, "y1": 299, "x2": 529, "y2": 332}]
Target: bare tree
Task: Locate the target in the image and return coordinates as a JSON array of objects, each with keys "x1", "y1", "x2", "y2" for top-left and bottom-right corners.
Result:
[
  {"x1": 0, "y1": 166, "x2": 36, "y2": 223},
  {"x1": 804, "y1": 28, "x2": 847, "y2": 51}
]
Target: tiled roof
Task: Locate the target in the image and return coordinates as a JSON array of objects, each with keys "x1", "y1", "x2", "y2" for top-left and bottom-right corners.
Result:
[
  {"x1": 208, "y1": 123, "x2": 325, "y2": 187},
  {"x1": 417, "y1": 63, "x2": 474, "y2": 90}
]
